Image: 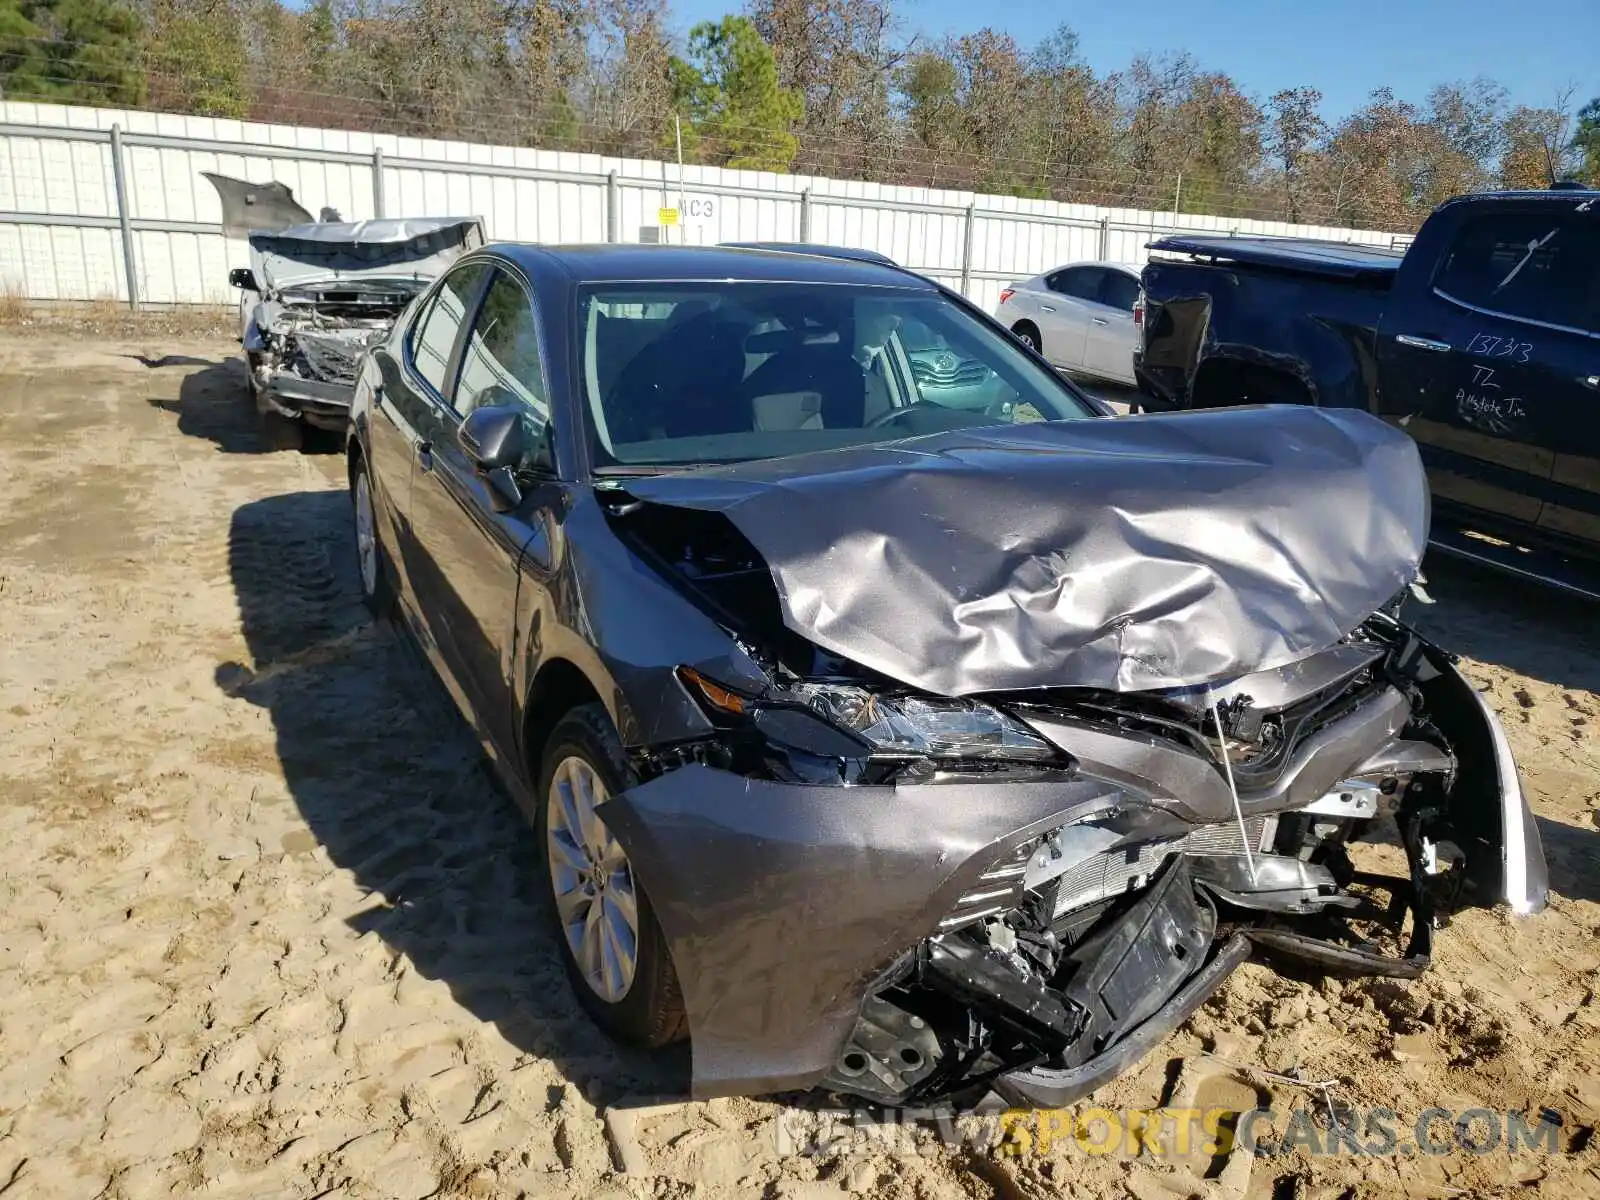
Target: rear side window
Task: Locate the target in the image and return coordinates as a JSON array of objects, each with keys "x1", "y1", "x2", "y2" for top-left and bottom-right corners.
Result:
[
  {"x1": 1433, "y1": 213, "x2": 1600, "y2": 333},
  {"x1": 408, "y1": 262, "x2": 488, "y2": 395},
  {"x1": 1099, "y1": 271, "x2": 1141, "y2": 312}
]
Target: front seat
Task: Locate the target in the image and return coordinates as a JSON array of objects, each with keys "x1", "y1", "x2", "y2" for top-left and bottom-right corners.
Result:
[
  {"x1": 742, "y1": 340, "x2": 868, "y2": 430},
  {"x1": 607, "y1": 314, "x2": 750, "y2": 441}
]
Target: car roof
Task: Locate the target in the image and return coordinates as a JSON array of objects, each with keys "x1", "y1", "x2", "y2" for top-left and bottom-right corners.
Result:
[
  {"x1": 489, "y1": 242, "x2": 933, "y2": 288},
  {"x1": 1033, "y1": 260, "x2": 1142, "y2": 278},
  {"x1": 1444, "y1": 186, "x2": 1599, "y2": 202},
  {"x1": 719, "y1": 241, "x2": 898, "y2": 266}
]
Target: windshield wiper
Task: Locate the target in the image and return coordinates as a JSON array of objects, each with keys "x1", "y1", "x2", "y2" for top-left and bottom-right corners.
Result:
[{"x1": 592, "y1": 463, "x2": 719, "y2": 478}]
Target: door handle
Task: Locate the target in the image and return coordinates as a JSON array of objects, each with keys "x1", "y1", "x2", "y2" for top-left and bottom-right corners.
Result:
[
  {"x1": 418, "y1": 440, "x2": 434, "y2": 471},
  {"x1": 1039, "y1": 304, "x2": 1057, "y2": 312},
  {"x1": 1395, "y1": 334, "x2": 1452, "y2": 353},
  {"x1": 1091, "y1": 317, "x2": 1109, "y2": 326}
]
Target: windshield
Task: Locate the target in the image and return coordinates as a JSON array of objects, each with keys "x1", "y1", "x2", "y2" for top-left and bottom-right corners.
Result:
[{"x1": 579, "y1": 283, "x2": 1097, "y2": 468}]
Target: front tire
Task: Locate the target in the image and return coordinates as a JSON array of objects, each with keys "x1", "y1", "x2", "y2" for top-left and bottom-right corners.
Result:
[{"x1": 536, "y1": 705, "x2": 687, "y2": 1048}]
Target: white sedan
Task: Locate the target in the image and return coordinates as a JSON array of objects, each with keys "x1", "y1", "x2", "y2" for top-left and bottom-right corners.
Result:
[{"x1": 994, "y1": 261, "x2": 1143, "y2": 386}]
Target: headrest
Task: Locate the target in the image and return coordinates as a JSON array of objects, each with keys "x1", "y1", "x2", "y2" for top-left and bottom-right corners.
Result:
[{"x1": 744, "y1": 328, "x2": 844, "y2": 354}]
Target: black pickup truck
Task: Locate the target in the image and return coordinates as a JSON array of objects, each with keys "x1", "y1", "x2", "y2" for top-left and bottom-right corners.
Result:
[{"x1": 1135, "y1": 186, "x2": 1600, "y2": 591}]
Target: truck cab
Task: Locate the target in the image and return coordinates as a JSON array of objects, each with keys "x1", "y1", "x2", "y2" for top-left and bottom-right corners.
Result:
[
  {"x1": 1375, "y1": 191, "x2": 1600, "y2": 549},
  {"x1": 1136, "y1": 188, "x2": 1600, "y2": 573}
]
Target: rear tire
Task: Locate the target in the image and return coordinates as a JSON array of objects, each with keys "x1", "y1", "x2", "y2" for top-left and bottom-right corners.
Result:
[
  {"x1": 1012, "y1": 321, "x2": 1042, "y2": 355},
  {"x1": 351, "y1": 459, "x2": 396, "y2": 619},
  {"x1": 536, "y1": 704, "x2": 688, "y2": 1048}
]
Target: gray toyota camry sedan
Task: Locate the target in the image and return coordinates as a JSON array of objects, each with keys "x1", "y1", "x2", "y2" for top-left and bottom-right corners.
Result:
[{"x1": 345, "y1": 243, "x2": 1545, "y2": 1108}]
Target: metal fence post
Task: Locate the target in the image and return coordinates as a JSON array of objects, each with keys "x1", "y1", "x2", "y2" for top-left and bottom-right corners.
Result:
[
  {"x1": 1097, "y1": 216, "x2": 1110, "y2": 260},
  {"x1": 108, "y1": 124, "x2": 139, "y2": 311},
  {"x1": 799, "y1": 188, "x2": 811, "y2": 242},
  {"x1": 372, "y1": 146, "x2": 386, "y2": 218},
  {"x1": 606, "y1": 171, "x2": 619, "y2": 243},
  {"x1": 960, "y1": 201, "x2": 975, "y2": 295}
]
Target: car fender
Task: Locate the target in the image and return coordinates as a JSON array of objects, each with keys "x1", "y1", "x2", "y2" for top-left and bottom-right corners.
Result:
[{"x1": 598, "y1": 767, "x2": 1126, "y2": 1098}]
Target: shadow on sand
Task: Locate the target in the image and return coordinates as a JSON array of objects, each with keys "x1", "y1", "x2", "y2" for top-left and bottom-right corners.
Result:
[
  {"x1": 147, "y1": 356, "x2": 340, "y2": 455},
  {"x1": 1413, "y1": 553, "x2": 1600, "y2": 695},
  {"x1": 215, "y1": 488, "x2": 687, "y2": 1105}
]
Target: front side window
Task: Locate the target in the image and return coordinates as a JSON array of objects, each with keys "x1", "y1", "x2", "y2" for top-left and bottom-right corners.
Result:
[
  {"x1": 579, "y1": 283, "x2": 1097, "y2": 468},
  {"x1": 451, "y1": 271, "x2": 554, "y2": 471},
  {"x1": 408, "y1": 262, "x2": 489, "y2": 395},
  {"x1": 453, "y1": 273, "x2": 549, "y2": 421},
  {"x1": 1433, "y1": 213, "x2": 1600, "y2": 333}
]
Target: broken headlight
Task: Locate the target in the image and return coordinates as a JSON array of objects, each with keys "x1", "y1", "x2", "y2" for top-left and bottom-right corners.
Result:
[
  {"x1": 786, "y1": 684, "x2": 1057, "y2": 761},
  {"x1": 679, "y1": 667, "x2": 1056, "y2": 763}
]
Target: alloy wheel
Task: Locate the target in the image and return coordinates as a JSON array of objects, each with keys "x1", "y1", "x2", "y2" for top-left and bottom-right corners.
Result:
[
  {"x1": 546, "y1": 754, "x2": 639, "y2": 1002},
  {"x1": 354, "y1": 472, "x2": 378, "y2": 598}
]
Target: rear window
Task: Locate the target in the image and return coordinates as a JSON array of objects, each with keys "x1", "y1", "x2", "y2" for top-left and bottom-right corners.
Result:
[{"x1": 1433, "y1": 213, "x2": 1600, "y2": 333}]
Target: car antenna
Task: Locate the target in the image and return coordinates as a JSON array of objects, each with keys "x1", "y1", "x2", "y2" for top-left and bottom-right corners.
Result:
[{"x1": 1208, "y1": 693, "x2": 1258, "y2": 885}]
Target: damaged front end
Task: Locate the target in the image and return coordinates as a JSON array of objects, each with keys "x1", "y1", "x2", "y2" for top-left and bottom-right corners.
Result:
[
  {"x1": 599, "y1": 617, "x2": 1546, "y2": 1106},
  {"x1": 584, "y1": 408, "x2": 1547, "y2": 1107},
  {"x1": 247, "y1": 289, "x2": 418, "y2": 427},
  {"x1": 237, "y1": 216, "x2": 484, "y2": 428}
]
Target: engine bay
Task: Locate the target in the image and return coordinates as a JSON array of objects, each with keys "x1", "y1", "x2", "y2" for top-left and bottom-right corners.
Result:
[{"x1": 249, "y1": 287, "x2": 419, "y2": 403}]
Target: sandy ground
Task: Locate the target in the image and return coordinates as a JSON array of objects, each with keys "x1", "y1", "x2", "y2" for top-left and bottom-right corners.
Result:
[{"x1": 1, "y1": 330, "x2": 1598, "y2": 1199}]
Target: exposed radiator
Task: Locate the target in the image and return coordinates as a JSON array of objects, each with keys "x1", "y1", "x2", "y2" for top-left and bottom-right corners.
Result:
[
  {"x1": 938, "y1": 815, "x2": 1278, "y2": 933},
  {"x1": 1050, "y1": 816, "x2": 1278, "y2": 919}
]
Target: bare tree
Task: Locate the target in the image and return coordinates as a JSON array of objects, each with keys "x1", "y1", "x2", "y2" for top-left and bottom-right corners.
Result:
[
  {"x1": 1266, "y1": 87, "x2": 1324, "y2": 221},
  {"x1": 1499, "y1": 85, "x2": 1581, "y2": 187}
]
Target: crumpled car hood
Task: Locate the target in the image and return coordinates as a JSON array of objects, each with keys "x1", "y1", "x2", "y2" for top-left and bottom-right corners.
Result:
[
  {"x1": 203, "y1": 171, "x2": 316, "y2": 236},
  {"x1": 618, "y1": 405, "x2": 1429, "y2": 695},
  {"x1": 246, "y1": 218, "x2": 485, "y2": 293}
]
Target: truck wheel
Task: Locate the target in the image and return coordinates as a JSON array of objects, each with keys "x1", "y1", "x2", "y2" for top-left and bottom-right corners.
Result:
[
  {"x1": 536, "y1": 704, "x2": 688, "y2": 1048},
  {"x1": 1012, "y1": 321, "x2": 1042, "y2": 354}
]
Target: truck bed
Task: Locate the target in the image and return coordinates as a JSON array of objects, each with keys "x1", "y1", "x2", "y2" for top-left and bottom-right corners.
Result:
[{"x1": 1147, "y1": 235, "x2": 1405, "y2": 281}]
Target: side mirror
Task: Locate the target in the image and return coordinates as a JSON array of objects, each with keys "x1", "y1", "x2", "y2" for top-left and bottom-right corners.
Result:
[
  {"x1": 458, "y1": 403, "x2": 545, "y2": 513},
  {"x1": 229, "y1": 267, "x2": 258, "y2": 291},
  {"x1": 458, "y1": 401, "x2": 529, "y2": 471}
]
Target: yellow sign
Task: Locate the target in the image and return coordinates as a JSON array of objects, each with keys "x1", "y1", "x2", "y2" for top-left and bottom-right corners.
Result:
[{"x1": 658, "y1": 207, "x2": 679, "y2": 227}]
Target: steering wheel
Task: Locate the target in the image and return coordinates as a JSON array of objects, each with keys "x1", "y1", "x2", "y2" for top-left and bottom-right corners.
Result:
[{"x1": 866, "y1": 399, "x2": 951, "y2": 429}]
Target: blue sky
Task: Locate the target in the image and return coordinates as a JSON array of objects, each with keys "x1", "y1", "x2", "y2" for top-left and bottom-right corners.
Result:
[{"x1": 673, "y1": 0, "x2": 1600, "y2": 121}]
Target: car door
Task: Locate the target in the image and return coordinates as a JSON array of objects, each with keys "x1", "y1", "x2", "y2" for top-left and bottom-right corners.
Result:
[
  {"x1": 1083, "y1": 268, "x2": 1141, "y2": 384},
  {"x1": 1529, "y1": 217, "x2": 1600, "y2": 549},
  {"x1": 369, "y1": 261, "x2": 491, "y2": 622},
  {"x1": 1376, "y1": 204, "x2": 1597, "y2": 535},
  {"x1": 408, "y1": 266, "x2": 559, "y2": 765},
  {"x1": 1040, "y1": 267, "x2": 1104, "y2": 371}
]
